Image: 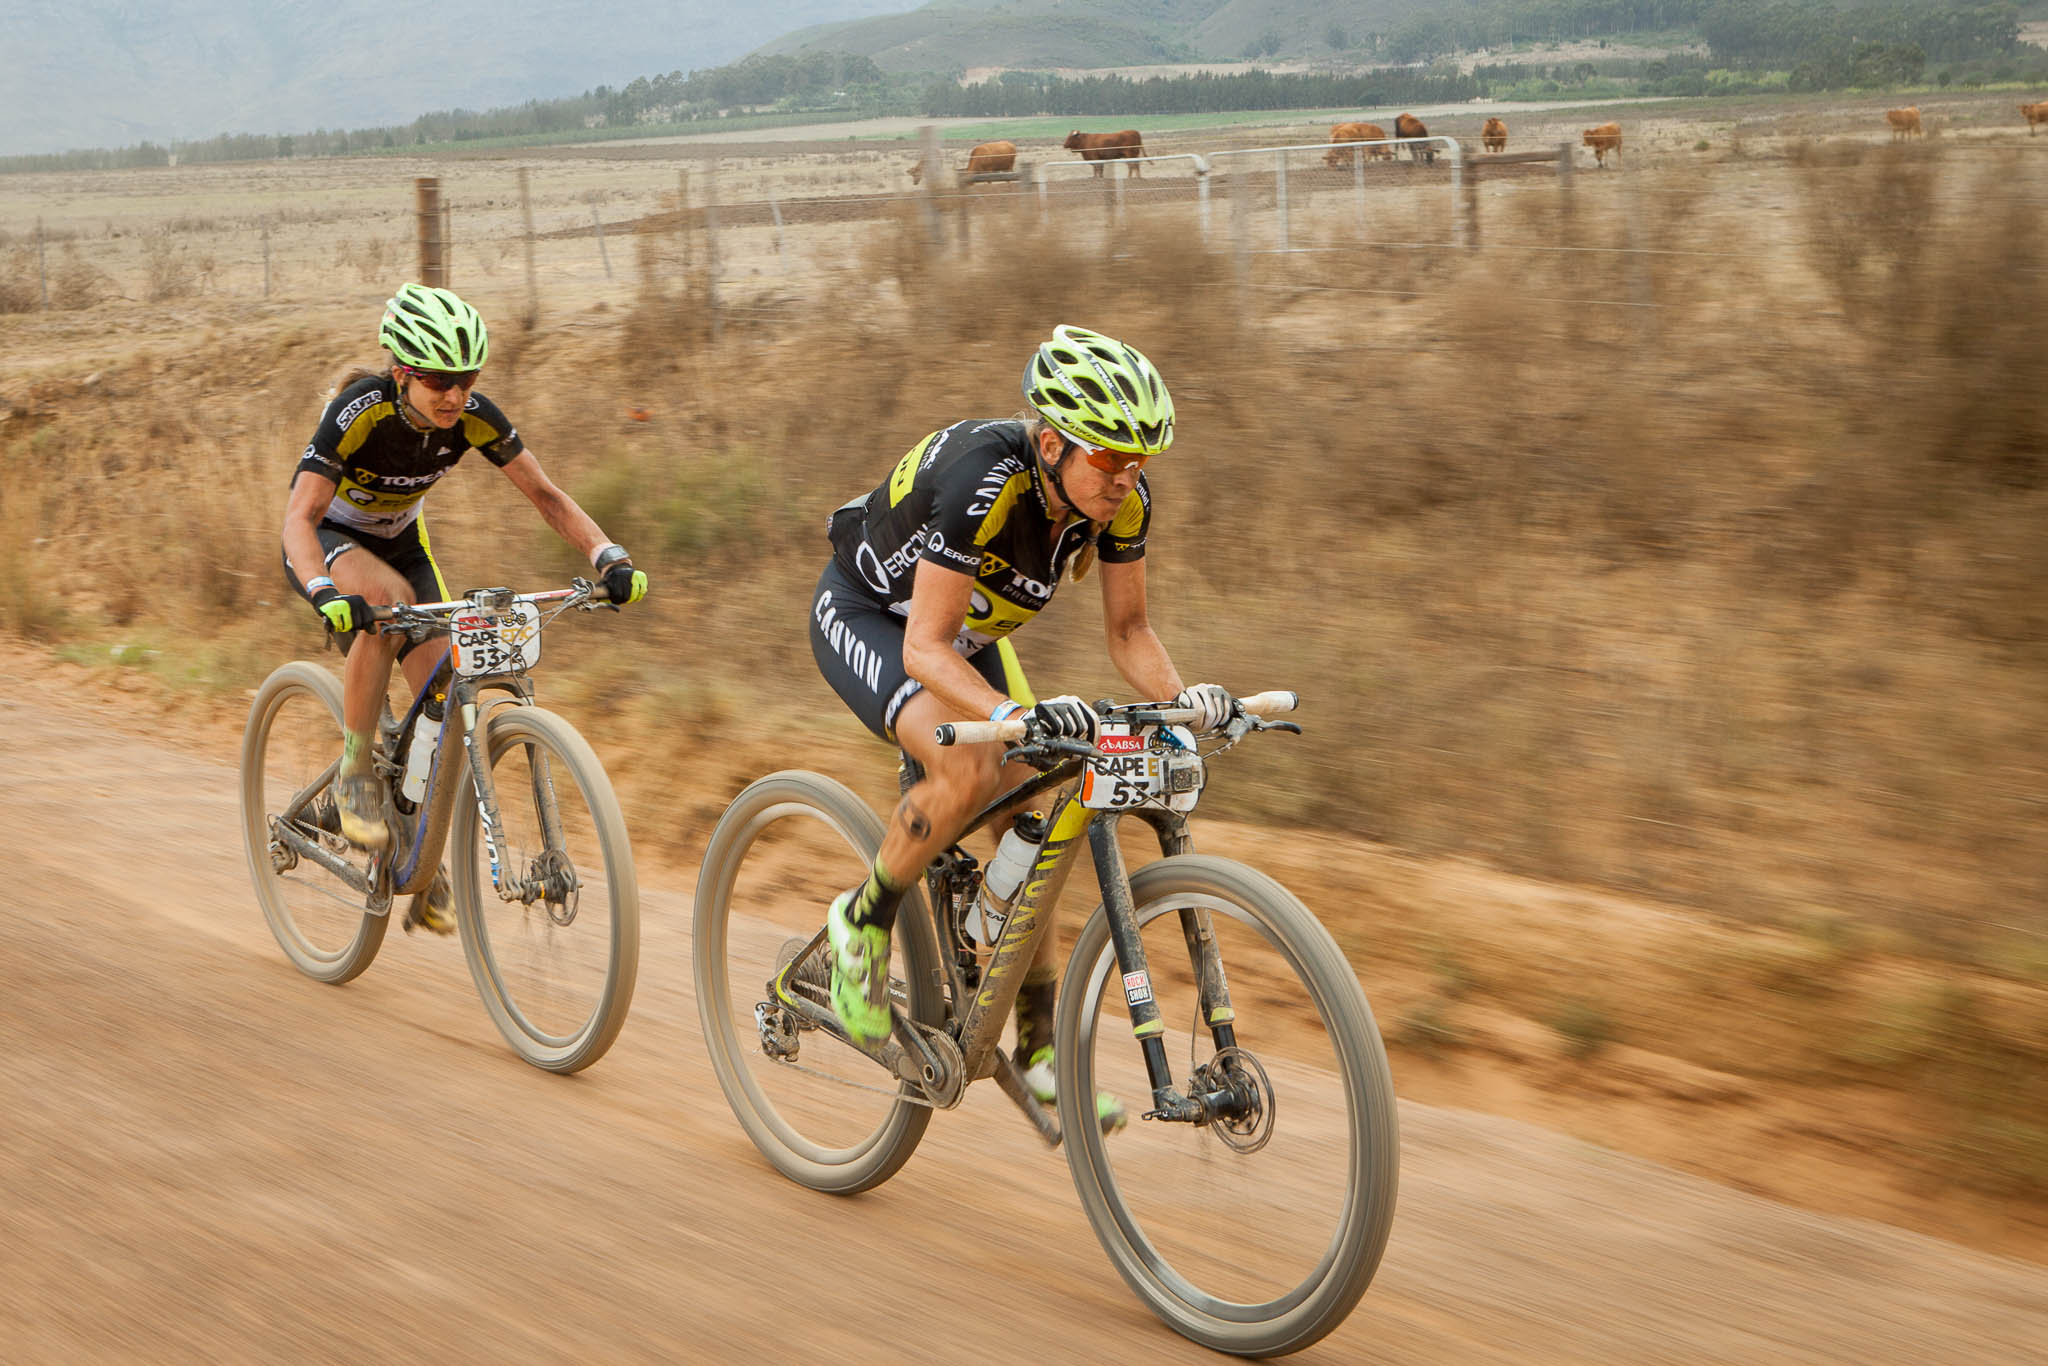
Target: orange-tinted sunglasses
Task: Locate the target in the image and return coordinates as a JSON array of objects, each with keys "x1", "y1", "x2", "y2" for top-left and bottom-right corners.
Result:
[{"x1": 1068, "y1": 438, "x2": 1148, "y2": 475}]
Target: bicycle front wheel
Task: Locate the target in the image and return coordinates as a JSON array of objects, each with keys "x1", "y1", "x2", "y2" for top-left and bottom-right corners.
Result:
[
  {"x1": 693, "y1": 770, "x2": 943, "y2": 1195},
  {"x1": 450, "y1": 705, "x2": 639, "y2": 1073},
  {"x1": 241, "y1": 661, "x2": 388, "y2": 983},
  {"x1": 1058, "y1": 854, "x2": 1398, "y2": 1358}
]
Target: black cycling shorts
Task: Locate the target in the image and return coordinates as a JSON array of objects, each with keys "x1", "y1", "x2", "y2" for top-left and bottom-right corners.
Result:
[
  {"x1": 280, "y1": 517, "x2": 449, "y2": 660},
  {"x1": 810, "y1": 559, "x2": 1026, "y2": 742}
]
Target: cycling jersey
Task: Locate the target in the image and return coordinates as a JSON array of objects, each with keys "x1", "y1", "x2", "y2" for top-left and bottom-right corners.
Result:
[
  {"x1": 826, "y1": 419, "x2": 1150, "y2": 654},
  {"x1": 293, "y1": 373, "x2": 524, "y2": 537}
]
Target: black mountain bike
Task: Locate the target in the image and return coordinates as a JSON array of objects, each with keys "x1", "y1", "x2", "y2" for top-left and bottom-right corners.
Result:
[
  {"x1": 693, "y1": 692, "x2": 1397, "y2": 1356},
  {"x1": 240, "y1": 580, "x2": 639, "y2": 1073}
]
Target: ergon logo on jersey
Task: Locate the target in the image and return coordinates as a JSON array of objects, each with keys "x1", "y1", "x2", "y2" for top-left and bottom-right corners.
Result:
[
  {"x1": 302, "y1": 446, "x2": 340, "y2": 474},
  {"x1": 334, "y1": 391, "x2": 382, "y2": 430},
  {"x1": 926, "y1": 530, "x2": 978, "y2": 571}
]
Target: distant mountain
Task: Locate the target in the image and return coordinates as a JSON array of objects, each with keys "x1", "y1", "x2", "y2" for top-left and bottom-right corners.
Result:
[
  {"x1": 0, "y1": 0, "x2": 913, "y2": 157},
  {"x1": 750, "y1": 0, "x2": 1436, "y2": 71}
]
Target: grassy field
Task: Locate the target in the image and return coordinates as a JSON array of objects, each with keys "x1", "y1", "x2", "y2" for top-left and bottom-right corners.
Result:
[{"x1": 3, "y1": 88, "x2": 2046, "y2": 1244}]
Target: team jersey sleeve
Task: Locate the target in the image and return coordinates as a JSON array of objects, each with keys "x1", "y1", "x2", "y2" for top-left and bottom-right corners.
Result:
[
  {"x1": 294, "y1": 383, "x2": 366, "y2": 487},
  {"x1": 913, "y1": 430, "x2": 1002, "y2": 578},
  {"x1": 459, "y1": 392, "x2": 526, "y2": 467},
  {"x1": 1096, "y1": 474, "x2": 1151, "y2": 563}
]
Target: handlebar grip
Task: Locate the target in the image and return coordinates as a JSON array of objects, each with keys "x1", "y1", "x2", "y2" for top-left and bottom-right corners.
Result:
[
  {"x1": 1238, "y1": 690, "x2": 1299, "y2": 717},
  {"x1": 936, "y1": 718, "x2": 1029, "y2": 747}
]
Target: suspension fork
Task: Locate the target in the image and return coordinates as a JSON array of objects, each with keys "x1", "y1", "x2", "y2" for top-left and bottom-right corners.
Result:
[
  {"x1": 1088, "y1": 814, "x2": 1242, "y2": 1116},
  {"x1": 454, "y1": 677, "x2": 534, "y2": 900}
]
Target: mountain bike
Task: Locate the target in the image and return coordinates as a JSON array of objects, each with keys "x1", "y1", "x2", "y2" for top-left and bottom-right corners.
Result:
[
  {"x1": 693, "y1": 692, "x2": 1398, "y2": 1357},
  {"x1": 240, "y1": 579, "x2": 640, "y2": 1073}
]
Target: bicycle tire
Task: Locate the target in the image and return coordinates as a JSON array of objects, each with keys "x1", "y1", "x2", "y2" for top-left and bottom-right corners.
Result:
[
  {"x1": 693, "y1": 770, "x2": 943, "y2": 1194},
  {"x1": 1058, "y1": 853, "x2": 1398, "y2": 1357},
  {"x1": 241, "y1": 661, "x2": 390, "y2": 983},
  {"x1": 450, "y1": 705, "x2": 640, "y2": 1074}
]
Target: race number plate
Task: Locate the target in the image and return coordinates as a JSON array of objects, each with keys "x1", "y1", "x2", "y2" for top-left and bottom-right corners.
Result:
[
  {"x1": 1081, "y1": 724, "x2": 1163, "y2": 810},
  {"x1": 451, "y1": 601, "x2": 542, "y2": 677}
]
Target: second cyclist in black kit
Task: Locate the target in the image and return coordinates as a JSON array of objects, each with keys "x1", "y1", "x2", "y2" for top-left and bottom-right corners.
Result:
[{"x1": 806, "y1": 324, "x2": 1242, "y2": 1131}]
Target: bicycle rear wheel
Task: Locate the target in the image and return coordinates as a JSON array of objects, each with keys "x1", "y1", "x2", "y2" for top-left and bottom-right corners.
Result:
[
  {"x1": 450, "y1": 705, "x2": 639, "y2": 1074},
  {"x1": 1058, "y1": 854, "x2": 1398, "y2": 1357},
  {"x1": 241, "y1": 661, "x2": 389, "y2": 983},
  {"x1": 693, "y1": 770, "x2": 943, "y2": 1194}
]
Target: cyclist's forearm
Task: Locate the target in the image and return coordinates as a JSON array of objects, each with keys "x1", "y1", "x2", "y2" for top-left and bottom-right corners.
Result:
[
  {"x1": 1107, "y1": 624, "x2": 1183, "y2": 701},
  {"x1": 904, "y1": 640, "x2": 1008, "y2": 720}
]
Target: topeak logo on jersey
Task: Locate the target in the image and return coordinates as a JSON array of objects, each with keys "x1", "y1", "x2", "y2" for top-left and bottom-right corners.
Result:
[
  {"x1": 1007, "y1": 571, "x2": 1053, "y2": 601},
  {"x1": 354, "y1": 468, "x2": 447, "y2": 491},
  {"x1": 334, "y1": 391, "x2": 382, "y2": 430}
]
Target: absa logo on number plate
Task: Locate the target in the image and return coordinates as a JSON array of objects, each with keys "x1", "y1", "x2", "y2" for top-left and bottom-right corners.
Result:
[
  {"x1": 1123, "y1": 971, "x2": 1153, "y2": 1006},
  {"x1": 1097, "y1": 734, "x2": 1145, "y2": 754}
]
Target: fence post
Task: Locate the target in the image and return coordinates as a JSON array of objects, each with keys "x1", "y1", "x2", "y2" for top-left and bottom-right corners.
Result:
[
  {"x1": 677, "y1": 168, "x2": 692, "y2": 266},
  {"x1": 769, "y1": 191, "x2": 785, "y2": 268},
  {"x1": 261, "y1": 217, "x2": 272, "y2": 299},
  {"x1": 1112, "y1": 159, "x2": 1126, "y2": 227},
  {"x1": 442, "y1": 200, "x2": 453, "y2": 284},
  {"x1": 704, "y1": 161, "x2": 722, "y2": 343},
  {"x1": 1197, "y1": 165, "x2": 1211, "y2": 243},
  {"x1": 920, "y1": 124, "x2": 943, "y2": 248},
  {"x1": 589, "y1": 199, "x2": 612, "y2": 279},
  {"x1": 518, "y1": 167, "x2": 538, "y2": 326},
  {"x1": 1353, "y1": 144, "x2": 1368, "y2": 236},
  {"x1": 1461, "y1": 143, "x2": 1480, "y2": 249},
  {"x1": 1274, "y1": 150, "x2": 1289, "y2": 252},
  {"x1": 37, "y1": 218, "x2": 49, "y2": 309},
  {"x1": 1232, "y1": 166, "x2": 1250, "y2": 319},
  {"x1": 414, "y1": 177, "x2": 445, "y2": 286}
]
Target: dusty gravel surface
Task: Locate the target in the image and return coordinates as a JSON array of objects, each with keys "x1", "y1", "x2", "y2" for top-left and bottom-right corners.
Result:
[{"x1": 4, "y1": 653, "x2": 2047, "y2": 1364}]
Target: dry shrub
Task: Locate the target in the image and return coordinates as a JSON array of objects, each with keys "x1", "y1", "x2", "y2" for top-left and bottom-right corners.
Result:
[{"x1": 142, "y1": 236, "x2": 196, "y2": 301}]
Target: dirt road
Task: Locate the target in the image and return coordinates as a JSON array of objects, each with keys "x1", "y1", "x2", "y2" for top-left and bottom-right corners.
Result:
[{"x1": 4, "y1": 673, "x2": 2045, "y2": 1363}]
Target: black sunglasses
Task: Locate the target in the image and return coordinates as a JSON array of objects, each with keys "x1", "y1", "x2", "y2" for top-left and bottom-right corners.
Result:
[{"x1": 402, "y1": 365, "x2": 479, "y2": 392}]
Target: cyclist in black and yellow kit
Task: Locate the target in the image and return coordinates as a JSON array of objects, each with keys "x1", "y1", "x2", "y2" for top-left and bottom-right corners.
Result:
[
  {"x1": 280, "y1": 284, "x2": 647, "y2": 932},
  {"x1": 808, "y1": 324, "x2": 1241, "y2": 1130}
]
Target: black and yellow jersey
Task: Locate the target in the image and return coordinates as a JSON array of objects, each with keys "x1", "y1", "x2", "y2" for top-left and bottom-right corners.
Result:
[
  {"x1": 293, "y1": 373, "x2": 525, "y2": 537},
  {"x1": 827, "y1": 419, "x2": 1150, "y2": 653}
]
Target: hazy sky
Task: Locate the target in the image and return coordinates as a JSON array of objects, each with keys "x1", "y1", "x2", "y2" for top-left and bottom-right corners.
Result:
[{"x1": 0, "y1": 0, "x2": 912, "y2": 156}]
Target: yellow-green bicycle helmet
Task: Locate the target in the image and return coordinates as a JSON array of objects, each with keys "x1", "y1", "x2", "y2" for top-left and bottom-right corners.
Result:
[
  {"x1": 379, "y1": 283, "x2": 489, "y2": 371},
  {"x1": 1022, "y1": 324, "x2": 1174, "y2": 455}
]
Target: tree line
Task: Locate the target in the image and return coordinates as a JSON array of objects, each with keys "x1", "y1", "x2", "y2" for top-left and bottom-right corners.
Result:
[{"x1": 919, "y1": 69, "x2": 1483, "y2": 119}]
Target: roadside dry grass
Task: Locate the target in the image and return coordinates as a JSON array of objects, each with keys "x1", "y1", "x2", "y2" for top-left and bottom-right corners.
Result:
[{"x1": 2, "y1": 116, "x2": 2044, "y2": 1242}]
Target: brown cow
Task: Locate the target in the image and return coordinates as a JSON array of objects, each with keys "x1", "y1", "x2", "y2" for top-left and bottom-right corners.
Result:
[
  {"x1": 1064, "y1": 129, "x2": 1146, "y2": 177},
  {"x1": 907, "y1": 140, "x2": 1018, "y2": 186},
  {"x1": 1582, "y1": 121, "x2": 1623, "y2": 167},
  {"x1": 1323, "y1": 122, "x2": 1392, "y2": 168},
  {"x1": 1885, "y1": 106, "x2": 1923, "y2": 140},
  {"x1": 2021, "y1": 101, "x2": 2048, "y2": 133},
  {"x1": 1481, "y1": 117, "x2": 1508, "y2": 153},
  {"x1": 1393, "y1": 112, "x2": 1435, "y2": 163}
]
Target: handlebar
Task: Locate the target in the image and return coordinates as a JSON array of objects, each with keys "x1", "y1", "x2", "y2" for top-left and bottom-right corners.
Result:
[
  {"x1": 365, "y1": 578, "x2": 615, "y2": 634},
  {"x1": 935, "y1": 690, "x2": 1299, "y2": 747}
]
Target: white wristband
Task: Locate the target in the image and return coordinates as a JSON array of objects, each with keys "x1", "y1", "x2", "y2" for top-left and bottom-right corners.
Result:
[
  {"x1": 305, "y1": 576, "x2": 336, "y2": 594},
  {"x1": 990, "y1": 699, "x2": 1024, "y2": 723}
]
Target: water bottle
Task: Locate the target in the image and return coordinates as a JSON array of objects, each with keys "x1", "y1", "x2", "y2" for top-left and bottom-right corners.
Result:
[
  {"x1": 399, "y1": 696, "x2": 445, "y2": 804},
  {"x1": 963, "y1": 816, "x2": 1042, "y2": 948}
]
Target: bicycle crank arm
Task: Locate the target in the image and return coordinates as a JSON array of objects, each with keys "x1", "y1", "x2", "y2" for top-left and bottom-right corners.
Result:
[
  {"x1": 992, "y1": 1049, "x2": 1063, "y2": 1148},
  {"x1": 269, "y1": 819, "x2": 376, "y2": 895}
]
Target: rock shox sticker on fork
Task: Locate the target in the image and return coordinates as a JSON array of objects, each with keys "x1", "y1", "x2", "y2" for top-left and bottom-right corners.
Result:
[{"x1": 1123, "y1": 971, "x2": 1153, "y2": 1006}]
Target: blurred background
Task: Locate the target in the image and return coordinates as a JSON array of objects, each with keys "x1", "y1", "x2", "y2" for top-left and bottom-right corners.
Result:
[{"x1": 3, "y1": 98, "x2": 2045, "y2": 1267}]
